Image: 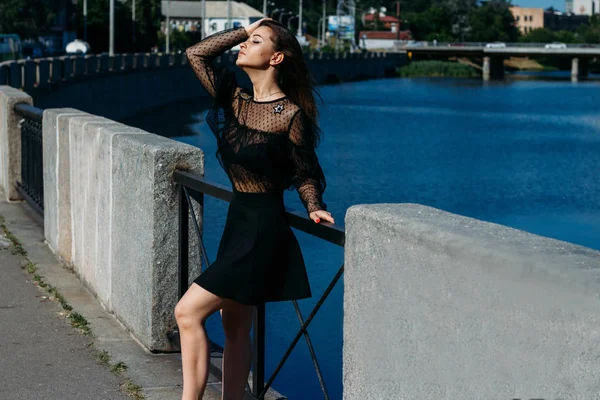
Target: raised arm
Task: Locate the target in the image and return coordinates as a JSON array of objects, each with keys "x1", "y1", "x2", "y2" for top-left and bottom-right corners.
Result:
[
  {"x1": 289, "y1": 110, "x2": 328, "y2": 216},
  {"x1": 185, "y1": 27, "x2": 248, "y2": 98}
]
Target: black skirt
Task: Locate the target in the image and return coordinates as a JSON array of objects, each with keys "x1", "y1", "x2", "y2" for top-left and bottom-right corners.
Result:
[{"x1": 194, "y1": 190, "x2": 312, "y2": 305}]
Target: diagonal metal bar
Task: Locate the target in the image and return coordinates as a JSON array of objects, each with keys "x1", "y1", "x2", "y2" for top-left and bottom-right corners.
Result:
[
  {"x1": 259, "y1": 263, "x2": 345, "y2": 398},
  {"x1": 183, "y1": 186, "x2": 211, "y2": 271},
  {"x1": 292, "y1": 300, "x2": 330, "y2": 400}
]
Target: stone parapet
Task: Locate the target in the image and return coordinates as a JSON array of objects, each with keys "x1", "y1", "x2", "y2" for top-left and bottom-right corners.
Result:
[
  {"x1": 42, "y1": 108, "x2": 203, "y2": 350},
  {"x1": 0, "y1": 86, "x2": 33, "y2": 201},
  {"x1": 344, "y1": 204, "x2": 600, "y2": 400}
]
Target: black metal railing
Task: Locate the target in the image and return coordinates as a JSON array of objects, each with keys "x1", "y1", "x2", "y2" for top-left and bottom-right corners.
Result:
[
  {"x1": 174, "y1": 170, "x2": 345, "y2": 399},
  {"x1": 14, "y1": 103, "x2": 44, "y2": 215}
]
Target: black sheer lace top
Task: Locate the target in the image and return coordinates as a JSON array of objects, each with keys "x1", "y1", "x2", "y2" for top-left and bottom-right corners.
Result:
[{"x1": 186, "y1": 27, "x2": 327, "y2": 214}]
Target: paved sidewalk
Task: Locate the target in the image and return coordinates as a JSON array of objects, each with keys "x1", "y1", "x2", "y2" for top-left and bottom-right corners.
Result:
[
  {"x1": 0, "y1": 246, "x2": 129, "y2": 400},
  {"x1": 0, "y1": 196, "x2": 225, "y2": 400}
]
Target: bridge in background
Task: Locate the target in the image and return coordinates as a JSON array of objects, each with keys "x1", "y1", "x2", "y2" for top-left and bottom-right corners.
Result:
[{"x1": 404, "y1": 42, "x2": 600, "y2": 81}]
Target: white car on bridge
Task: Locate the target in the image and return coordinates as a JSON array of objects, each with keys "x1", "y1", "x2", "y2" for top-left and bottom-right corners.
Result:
[
  {"x1": 485, "y1": 42, "x2": 506, "y2": 48},
  {"x1": 544, "y1": 42, "x2": 567, "y2": 49}
]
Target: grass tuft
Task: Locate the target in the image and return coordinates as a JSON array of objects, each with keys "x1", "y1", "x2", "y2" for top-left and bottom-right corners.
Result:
[{"x1": 69, "y1": 311, "x2": 92, "y2": 335}]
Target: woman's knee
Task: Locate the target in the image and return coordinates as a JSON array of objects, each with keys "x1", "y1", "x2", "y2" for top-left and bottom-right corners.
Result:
[{"x1": 175, "y1": 284, "x2": 223, "y2": 330}]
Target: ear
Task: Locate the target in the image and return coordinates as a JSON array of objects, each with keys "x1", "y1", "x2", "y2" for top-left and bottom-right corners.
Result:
[{"x1": 270, "y1": 52, "x2": 284, "y2": 66}]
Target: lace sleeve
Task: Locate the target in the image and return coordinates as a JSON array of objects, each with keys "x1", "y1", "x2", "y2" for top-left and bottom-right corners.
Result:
[
  {"x1": 185, "y1": 27, "x2": 248, "y2": 99},
  {"x1": 289, "y1": 110, "x2": 327, "y2": 215}
]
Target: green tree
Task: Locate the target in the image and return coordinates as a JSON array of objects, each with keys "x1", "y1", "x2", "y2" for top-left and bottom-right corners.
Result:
[
  {"x1": 410, "y1": 5, "x2": 455, "y2": 40},
  {"x1": 0, "y1": 0, "x2": 54, "y2": 39},
  {"x1": 518, "y1": 27, "x2": 555, "y2": 42},
  {"x1": 467, "y1": 0, "x2": 520, "y2": 42}
]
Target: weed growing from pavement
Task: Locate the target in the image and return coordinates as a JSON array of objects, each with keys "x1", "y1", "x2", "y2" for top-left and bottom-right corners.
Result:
[
  {"x1": 111, "y1": 361, "x2": 128, "y2": 374},
  {"x1": 69, "y1": 312, "x2": 92, "y2": 335},
  {"x1": 2, "y1": 214, "x2": 144, "y2": 399},
  {"x1": 0, "y1": 215, "x2": 26, "y2": 256}
]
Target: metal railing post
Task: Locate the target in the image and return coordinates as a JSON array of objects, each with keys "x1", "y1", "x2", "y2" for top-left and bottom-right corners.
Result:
[
  {"x1": 252, "y1": 303, "x2": 266, "y2": 397},
  {"x1": 178, "y1": 184, "x2": 189, "y2": 299}
]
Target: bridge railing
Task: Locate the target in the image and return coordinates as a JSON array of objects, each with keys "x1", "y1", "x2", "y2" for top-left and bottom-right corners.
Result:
[
  {"x1": 173, "y1": 170, "x2": 345, "y2": 399},
  {"x1": 0, "y1": 50, "x2": 398, "y2": 91},
  {"x1": 402, "y1": 41, "x2": 600, "y2": 49}
]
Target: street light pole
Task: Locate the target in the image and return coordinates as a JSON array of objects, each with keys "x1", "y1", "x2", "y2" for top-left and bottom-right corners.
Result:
[
  {"x1": 322, "y1": 0, "x2": 326, "y2": 46},
  {"x1": 83, "y1": 0, "x2": 88, "y2": 42},
  {"x1": 201, "y1": 0, "x2": 206, "y2": 39},
  {"x1": 227, "y1": 0, "x2": 232, "y2": 29},
  {"x1": 297, "y1": 0, "x2": 303, "y2": 37},
  {"x1": 109, "y1": 0, "x2": 114, "y2": 55},
  {"x1": 166, "y1": 0, "x2": 171, "y2": 53},
  {"x1": 132, "y1": 0, "x2": 136, "y2": 51}
]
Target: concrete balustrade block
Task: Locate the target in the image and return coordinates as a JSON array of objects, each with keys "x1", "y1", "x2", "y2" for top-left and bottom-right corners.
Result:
[
  {"x1": 23, "y1": 60, "x2": 36, "y2": 90},
  {"x1": 51, "y1": 58, "x2": 63, "y2": 83},
  {"x1": 172, "y1": 53, "x2": 181, "y2": 66},
  {"x1": 134, "y1": 53, "x2": 145, "y2": 69},
  {"x1": 0, "y1": 63, "x2": 8, "y2": 85},
  {"x1": 9, "y1": 62, "x2": 22, "y2": 89},
  {"x1": 42, "y1": 108, "x2": 203, "y2": 350},
  {"x1": 0, "y1": 86, "x2": 33, "y2": 201},
  {"x1": 64, "y1": 57, "x2": 74, "y2": 79},
  {"x1": 111, "y1": 55, "x2": 122, "y2": 71},
  {"x1": 147, "y1": 54, "x2": 157, "y2": 68},
  {"x1": 344, "y1": 204, "x2": 600, "y2": 400},
  {"x1": 74, "y1": 56, "x2": 85, "y2": 77},
  {"x1": 159, "y1": 54, "x2": 170, "y2": 68},
  {"x1": 38, "y1": 60, "x2": 50, "y2": 88},
  {"x1": 99, "y1": 54, "x2": 109, "y2": 72},
  {"x1": 110, "y1": 132, "x2": 203, "y2": 350},
  {"x1": 43, "y1": 108, "x2": 88, "y2": 254},
  {"x1": 85, "y1": 55, "x2": 98, "y2": 75},
  {"x1": 123, "y1": 54, "x2": 133, "y2": 70}
]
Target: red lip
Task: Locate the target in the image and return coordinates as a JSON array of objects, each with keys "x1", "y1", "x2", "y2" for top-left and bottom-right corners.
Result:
[{"x1": 239, "y1": 51, "x2": 246, "y2": 56}]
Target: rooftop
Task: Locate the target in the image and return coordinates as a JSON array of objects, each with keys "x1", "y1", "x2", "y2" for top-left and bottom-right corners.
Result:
[{"x1": 161, "y1": 1, "x2": 264, "y2": 18}]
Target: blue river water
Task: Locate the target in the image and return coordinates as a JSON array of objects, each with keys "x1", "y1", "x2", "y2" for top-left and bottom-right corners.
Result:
[{"x1": 127, "y1": 76, "x2": 600, "y2": 399}]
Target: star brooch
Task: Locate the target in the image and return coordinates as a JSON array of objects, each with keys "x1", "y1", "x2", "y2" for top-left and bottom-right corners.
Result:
[{"x1": 273, "y1": 103, "x2": 285, "y2": 114}]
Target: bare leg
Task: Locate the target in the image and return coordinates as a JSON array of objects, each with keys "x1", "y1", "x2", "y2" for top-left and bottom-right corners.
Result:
[
  {"x1": 175, "y1": 283, "x2": 225, "y2": 400},
  {"x1": 221, "y1": 302, "x2": 255, "y2": 400}
]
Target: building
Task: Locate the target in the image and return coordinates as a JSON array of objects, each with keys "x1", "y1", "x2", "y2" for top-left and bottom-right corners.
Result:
[
  {"x1": 544, "y1": 10, "x2": 589, "y2": 30},
  {"x1": 358, "y1": 30, "x2": 412, "y2": 50},
  {"x1": 570, "y1": 0, "x2": 597, "y2": 15},
  {"x1": 510, "y1": 7, "x2": 545, "y2": 33},
  {"x1": 160, "y1": 1, "x2": 264, "y2": 38},
  {"x1": 510, "y1": 6, "x2": 589, "y2": 33},
  {"x1": 362, "y1": 14, "x2": 400, "y2": 30}
]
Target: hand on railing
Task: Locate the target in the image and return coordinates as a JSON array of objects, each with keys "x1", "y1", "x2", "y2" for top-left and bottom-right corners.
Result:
[{"x1": 309, "y1": 210, "x2": 334, "y2": 224}]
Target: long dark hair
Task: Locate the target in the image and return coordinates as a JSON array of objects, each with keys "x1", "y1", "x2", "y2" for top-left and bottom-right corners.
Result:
[{"x1": 259, "y1": 20, "x2": 322, "y2": 144}]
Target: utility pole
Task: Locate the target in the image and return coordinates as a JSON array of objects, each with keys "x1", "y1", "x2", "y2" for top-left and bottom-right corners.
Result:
[
  {"x1": 227, "y1": 0, "x2": 232, "y2": 29},
  {"x1": 263, "y1": 0, "x2": 267, "y2": 15},
  {"x1": 322, "y1": 0, "x2": 326, "y2": 47},
  {"x1": 297, "y1": 0, "x2": 303, "y2": 37},
  {"x1": 83, "y1": 0, "x2": 88, "y2": 42},
  {"x1": 201, "y1": 0, "x2": 206, "y2": 39},
  {"x1": 166, "y1": 0, "x2": 171, "y2": 53},
  {"x1": 109, "y1": 0, "x2": 115, "y2": 55},
  {"x1": 132, "y1": 0, "x2": 136, "y2": 51},
  {"x1": 396, "y1": 0, "x2": 400, "y2": 42}
]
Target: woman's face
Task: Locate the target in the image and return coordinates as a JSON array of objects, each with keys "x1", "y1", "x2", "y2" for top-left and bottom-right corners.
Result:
[{"x1": 236, "y1": 26, "x2": 281, "y2": 69}]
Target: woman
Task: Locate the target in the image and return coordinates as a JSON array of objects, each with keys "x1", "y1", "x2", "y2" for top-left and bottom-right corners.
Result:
[{"x1": 175, "y1": 18, "x2": 334, "y2": 400}]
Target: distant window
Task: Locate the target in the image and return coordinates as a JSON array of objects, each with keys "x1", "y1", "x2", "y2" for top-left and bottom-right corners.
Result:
[
  {"x1": 516, "y1": 15, "x2": 520, "y2": 21},
  {"x1": 233, "y1": 21, "x2": 242, "y2": 28},
  {"x1": 530, "y1": 15, "x2": 533, "y2": 21}
]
